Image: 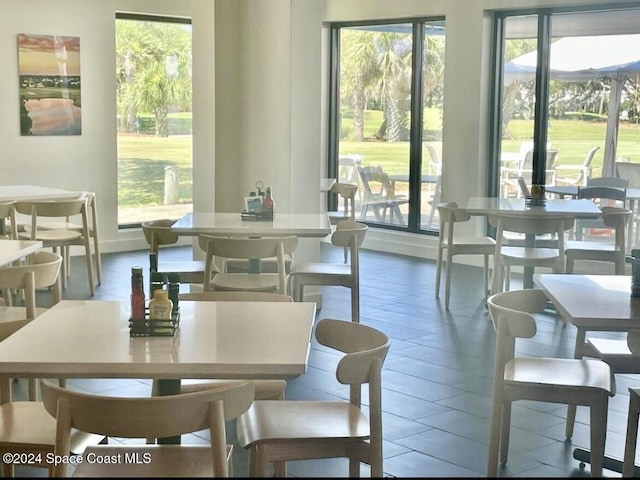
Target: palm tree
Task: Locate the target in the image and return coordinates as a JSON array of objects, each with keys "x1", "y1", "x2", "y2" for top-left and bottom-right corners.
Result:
[
  {"x1": 375, "y1": 32, "x2": 412, "y2": 142},
  {"x1": 340, "y1": 30, "x2": 380, "y2": 142},
  {"x1": 116, "y1": 21, "x2": 192, "y2": 137}
]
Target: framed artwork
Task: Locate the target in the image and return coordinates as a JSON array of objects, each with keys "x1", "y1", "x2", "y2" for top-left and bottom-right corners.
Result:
[{"x1": 18, "y1": 33, "x2": 81, "y2": 136}]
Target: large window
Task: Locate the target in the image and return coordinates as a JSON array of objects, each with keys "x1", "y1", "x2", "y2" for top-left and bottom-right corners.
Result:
[
  {"x1": 329, "y1": 19, "x2": 445, "y2": 232},
  {"x1": 115, "y1": 14, "x2": 192, "y2": 228},
  {"x1": 493, "y1": 7, "x2": 640, "y2": 203}
]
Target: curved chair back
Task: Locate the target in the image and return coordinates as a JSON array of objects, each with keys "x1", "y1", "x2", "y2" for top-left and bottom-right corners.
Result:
[
  {"x1": 179, "y1": 291, "x2": 293, "y2": 302},
  {"x1": 0, "y1": 250, "x2": 62, "y2": 320},
  {"x1": 40, "y1": 379, "x2": 255, "y2": 477},
  {"x1": 141, "y1": 219, "x2": 179, "y2": 253}
]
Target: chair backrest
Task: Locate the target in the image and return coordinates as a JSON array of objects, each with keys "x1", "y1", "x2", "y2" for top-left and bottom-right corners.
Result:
[
  {"x1": 436, "y1": 202, "x2": 471, "y2": 248},
  {"x1": 14, "y1": 198, "x2": 90, "y2": 238},
  {"x1": 487, "y1": 289, "x2": 545, "y2": 384},
  {"x1": 519, "y1": 149, "x2": 558, "y2": 172},
  {"x1": 357, "y1": 165, "x2": 388, "y2": 201},
  {"x1": 516, "y1": 177, "x2": 530, "y2": 197},
  {"x1": 179, "y1": 291, "x2": 293, "y2": 302},
  {"x1": 587, "y1": 176, "x2": 629, "y2": 188},
  {"x1": 583, "y1": 146, "x2": 600, "y2": 168},
  {"x1": 616, "y1": 161, "x2": 640, "y2": 188},
  {"x1": 0, "y1": 250, "x2": 62, "y2": 321},
  {"x1": 330, "y1": 182, "x2": 358, "y2": 220},
  {"x1": 578, "y1": 185, "x2": 627, "y2": 206},
  {"x1": 426, "y1": 145, "x2": 442, "y2": 175},
  {"x1": 490, "y1": 213, "x2": 574, "y2": 238},
  {"x1": 338, "y1": 155, "x2": 359, "y2": 185},
  {"x1": 141, "y1": 219, "x2": 179, "y2": 253},
  {"x1": 40, "y1": 379, "x2": 254, "y2": 477},
  {"x1": 331, "y1": 221, "x2": 367, "y2": 280},
  {"x1": 314, "y1": 318, "x2": 390, "y2": 451},
  {"x1": 0, "y1": 202, "x2": 17, "y2": 239},
  {"x1": 198, "y1": 235, "x2": 298, "y2": 293}
]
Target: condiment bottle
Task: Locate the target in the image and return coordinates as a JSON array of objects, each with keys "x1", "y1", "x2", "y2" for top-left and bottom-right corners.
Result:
[
  {"x1": 262, "y1": 187, "x2": 275, "y2": 217},
  {"x1": 150, "y1": 272, "x2": 165, "y2": 300},
  {"x1": 130, "y1": 266, "x2": 146, "y2": 320},
  {"x1": 167, "y1": 273, "x2": 180, "y2": 313},
  {"x1": 149, "y1": 289, "x2": 173, "y2": 320}
]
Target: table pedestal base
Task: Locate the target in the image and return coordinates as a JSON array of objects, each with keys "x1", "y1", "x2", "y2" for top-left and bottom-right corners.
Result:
[
  {"x1": 156, "y1": 379, "x2": 181, "y2": 445},
  {"x1": 573, "y1": 447, "x2": 640, "y2": 475}
]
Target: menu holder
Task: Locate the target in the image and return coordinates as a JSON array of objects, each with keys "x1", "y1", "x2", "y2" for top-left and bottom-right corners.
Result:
[
  {"x1": 241, "y1": 210, "x2": 274, "y2": 221},
  {"x1": 129, "y1": 307, "x2": 180, "y2": 337},
  {"x1": 524, "y1": 196, "x2": 546, "y2": 207}
]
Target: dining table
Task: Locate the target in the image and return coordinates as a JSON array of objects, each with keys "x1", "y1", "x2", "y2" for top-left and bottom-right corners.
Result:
[
  {"x1": 466, "y1": 197, "x2": 602, "y2": 288},
  {"x1": 0, "y1": 240, "x2": 42, "y2": 267},
  {"x1": 0, "y1": 185, "x2": 83, "y2": 203},
  {"x1": 172, "y1": 212, "x2": 331, "y2": 238},
  {"x1": 534, "y1": 273, "x2": 639, "y2": 475},
  {"x1": 0, "y1": 298, "x2": 316, "y2": 442}
]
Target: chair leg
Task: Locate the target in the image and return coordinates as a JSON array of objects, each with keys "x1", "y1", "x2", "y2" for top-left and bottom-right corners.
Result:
[
  {"x1": 92, "y1": 233, "x2": 102, "y2": 285},
  {"x1": 84, "y1": 242, "x2": 95, "y2": 296},
  {"x1": 588, "y1": 396, "x2": 609, "y2": 478},
  {"x1": 566, "y1": 254, "x2": 575, "y2": 273},
  {"x1": 623, "y1": 390, "x2": 640, "y2": 477},
  {"x1": 444, "y1": 251, "x2": 453, "y2": 309},
  {"x1": 499, "y1": 401, "x2": 512, "y2": 465},
  {"x1": 435, "y1": 247, "x2": 443, "y2": 299},
  {"x1": 487, "y1": 398, "x2": 503, "y2": 476}
]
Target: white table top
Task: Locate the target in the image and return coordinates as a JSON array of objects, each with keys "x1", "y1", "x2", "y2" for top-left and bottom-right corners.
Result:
[
  {"x1": 546, "y1": 185, "x2": 640, "y2": 201},
  {"x1": 172, "y1": 212, "x2": 332, "y2": 238},
  {"x1": 0, "y1": 240, "x2": 42, "y2": 267},
  {"x1": 0, "y1": 185, "x2": 83, "y2": 202},
  {"x1": 0, "y1": 300, "x2": 316, "y2": 381},
  {"x1": 466, "y1": 197, "x2": 602, "y2": 217},
  {"x1": 534, "y1": 274, "x2": 640, "y2": 328}
]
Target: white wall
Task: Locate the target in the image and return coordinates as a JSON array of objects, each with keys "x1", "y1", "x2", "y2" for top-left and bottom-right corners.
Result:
[{"x1": 0, "y1": 0, "x2": 629, "y2": 265}]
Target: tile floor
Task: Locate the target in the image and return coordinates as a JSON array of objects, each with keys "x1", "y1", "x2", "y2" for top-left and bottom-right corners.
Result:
[{"x1": 12, "y1": 243, "x2": 638, "y2": 477}]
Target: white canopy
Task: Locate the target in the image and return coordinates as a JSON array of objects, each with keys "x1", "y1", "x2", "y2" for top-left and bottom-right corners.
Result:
[{"x1": 504, "y1": 34, "x2": 640, "y2": 176}]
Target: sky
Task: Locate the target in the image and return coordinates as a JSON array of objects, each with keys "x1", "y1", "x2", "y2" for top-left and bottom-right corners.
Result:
[{"x1": 18, "y1": 33, "x2": 80, "y2": 76}]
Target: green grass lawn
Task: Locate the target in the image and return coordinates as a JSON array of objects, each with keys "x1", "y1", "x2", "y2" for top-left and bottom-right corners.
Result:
[{"x1": 116, "y1": 112, "x2": 640, "y2": 208}]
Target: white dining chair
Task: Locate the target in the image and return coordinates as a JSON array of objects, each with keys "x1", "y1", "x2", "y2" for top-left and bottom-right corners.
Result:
[{"x1": 435, "y1": 202, "x2": 495, "y2": 309}]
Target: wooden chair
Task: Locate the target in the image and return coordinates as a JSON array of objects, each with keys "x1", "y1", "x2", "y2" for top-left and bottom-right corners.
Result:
[
  {"x1": 0, "y1": 202, "x2": 18, "y2": 240},
  {"x1": 0, "y1": 250, "x2": 64, "y2": 400},
  {"x1": 489, "y1": 213, "x2": 574, "y2": 294},
  {"x1": 14, "y1": 198, "x2": 94, "y2": 296},
  {"x1": 555, "y1": 146, "x2": 599, "y2": 187},
  {"x1": 575, "y1": 184, "x2": 627, "y2": 241},
  {"x1": 0, "y1": 273, "x2": 103, "y2": 477},
  {"x1": 565, "y1": 206, "x2": 632, "y2": 274},
  {"x1": 328, "y1": 182, "x2": 358, "y2": 263},
  {"x1": 435, "y1": 202, "x2": 495, "y2": 309},
  {"x1": 290, "y1": 220, "x2": 367, "y2": 323},
  {"x1": 236, "y1": 318, "x2": 390, "y2": 477},
  {"x1": 40, "y1": 379, "x2": 254, "y2": 478},
  {"x1": 486, "y1": 289, "x2": 615, "y2": 477},
  {"x1": 141, "y1": 219, "x2": 205, "y2": 284},
  {"x1": 198, "y1": 235, "x2": 298, "y2": 295},
  {"x1": 614, "y1": 329, "x2": 640, "y2": 476},
  {"x1": 21, "y1": 192, "x2": 102, "y2": 286}
]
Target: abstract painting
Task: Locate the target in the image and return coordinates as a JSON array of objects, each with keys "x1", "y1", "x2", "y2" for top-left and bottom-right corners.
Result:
[{"x1": 18, "y1": 33, "x2": 81, "y2": 136}]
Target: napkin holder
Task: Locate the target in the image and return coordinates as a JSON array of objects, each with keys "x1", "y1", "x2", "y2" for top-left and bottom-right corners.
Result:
[{"x1": 129, "y1": 307, "x2": 180, "y2": 337}]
